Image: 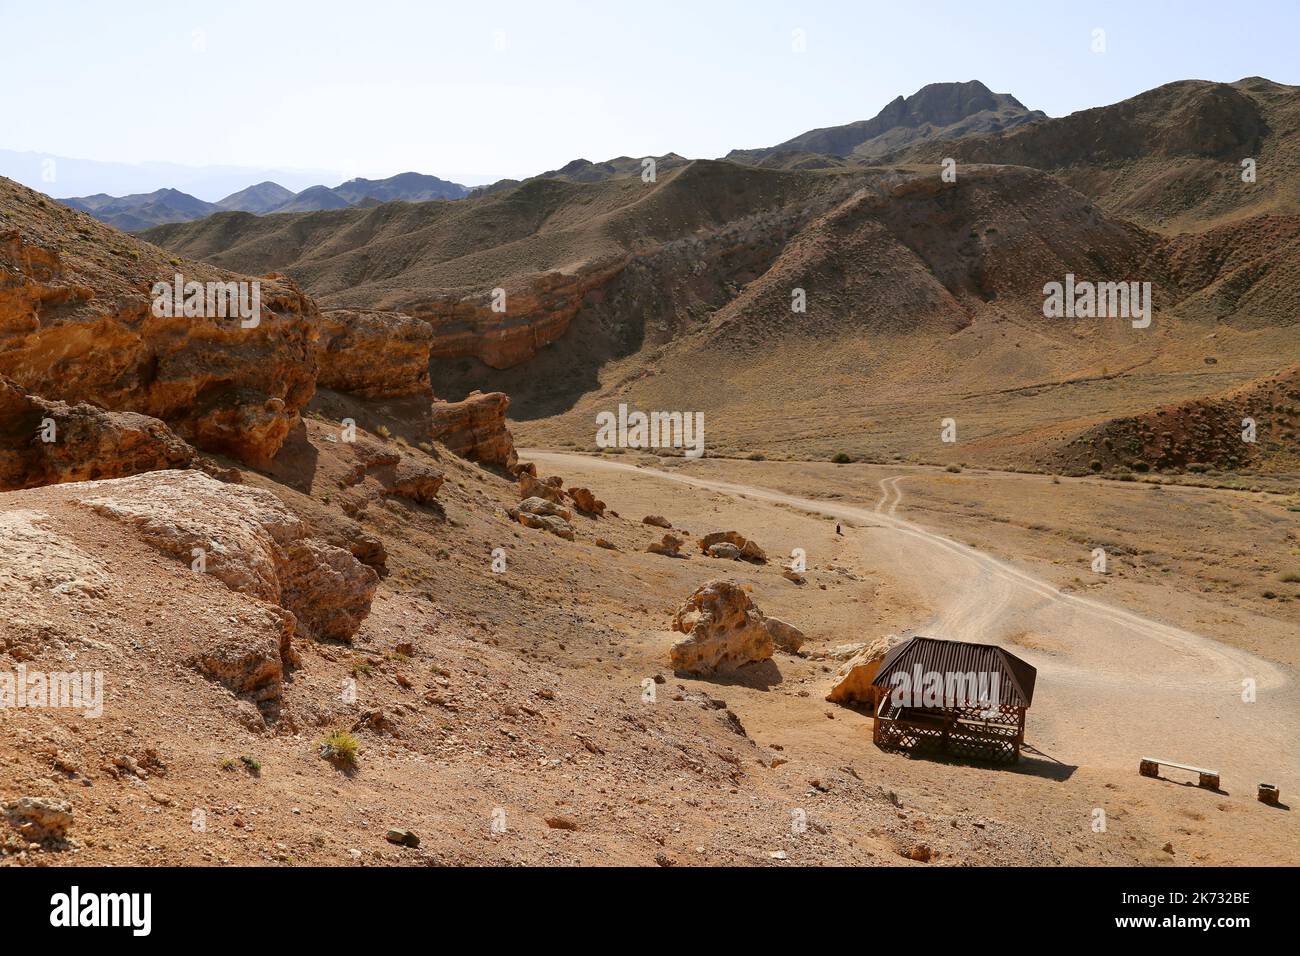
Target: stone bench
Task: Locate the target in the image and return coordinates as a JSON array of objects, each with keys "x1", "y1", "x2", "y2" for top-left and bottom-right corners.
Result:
[{"x1": 1140, "y1": 757, "x2": 1220, "y2": 790}]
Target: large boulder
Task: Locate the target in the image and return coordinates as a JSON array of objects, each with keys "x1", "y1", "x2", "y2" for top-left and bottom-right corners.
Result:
[
  {"x1": 429, "y1": 390, "x2": 517, "y2": 469},
  {"x1": 519, "y1": 471, "x2": 566, "y2": 504},
  {"x1": 566, "y1": 486, "x2": 606, "y2": 516},
  {"x1": 512, "y1": 496, "x2": 572, "y2": 521},
  {"x1": 342, "y1": 438, "x2": 444, "y2": 503},
  {"x1": 706, "y1": 542, "x2": 743, "y2": 560},
  {"x1": 72, "y1": 470, "x2": 378, "y2": 642},
  {"x1": 825, "y1": 633, "x2": 908, "y2": 706},
  {"x1": 316, "y1": 309, "x2": 433, "y2": 398},
  {"x1": 646, "y1": 533, "x2": 686, "y2": 558},
  {"x1": 508, "y1": 496, "x2": 575, "y2": 539},
  {"x1": 0, "y1": 184, "x2": 319, "y2": 468},
  {"x1": 0, "y1": 377, "x2": 194, "y2": 490},
  {"x1": 699, "y1": 531, "x2": 766, "y2": 562},
  {"x1": 764, "y1": 617, "x2": 806, "y2": 653},
  {"x1": 515, "y1": 512, "x2": 575, "y2": 540},
  {"x1": 669, "y1": 580, "x2": 775, "y2": 675},
  {"x1": 390, "y1": 457, "x2": 444, "y2": 504}
]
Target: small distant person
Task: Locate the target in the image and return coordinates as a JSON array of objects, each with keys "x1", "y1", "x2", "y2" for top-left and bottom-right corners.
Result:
[{"x1": 835, "y1": 522, "x2": 843, "y2": 536}]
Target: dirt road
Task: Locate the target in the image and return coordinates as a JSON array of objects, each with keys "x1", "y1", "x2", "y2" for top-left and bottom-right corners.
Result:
[{"x1": 527, "y1": 451, "x2": 1298, "y2": 793}]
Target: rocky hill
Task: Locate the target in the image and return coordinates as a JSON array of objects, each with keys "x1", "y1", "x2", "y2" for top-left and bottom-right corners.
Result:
[
  {"x1": 727, "y1": 80, "x2": 1045, "y2": 165},
  {"x1": 893, "y1": 77, "x2": 1300, "y2": 233},
  {"x1": 216, "y1": 181, "x2": 297, "y2": 214},
  {"x1": 137, "y1": 78, "x2": 1300, "y2": 477},
  {"x1": 335, "y1": 172, "x2": 470, "y2": 204}
]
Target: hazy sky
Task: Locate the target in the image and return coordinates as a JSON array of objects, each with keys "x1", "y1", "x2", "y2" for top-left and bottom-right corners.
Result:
[{"x1": 3, "y1": 0, "x2": 1296, "y2": 186}]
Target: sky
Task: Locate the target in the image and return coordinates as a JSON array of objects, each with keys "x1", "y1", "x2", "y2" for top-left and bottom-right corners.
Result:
[{"x1": 2, "y1": 0, "x2": 1297, "y2": 195}]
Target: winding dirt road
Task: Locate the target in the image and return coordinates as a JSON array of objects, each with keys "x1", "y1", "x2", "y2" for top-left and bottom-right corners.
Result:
[{"x1": 528, "y1": 451, "x2": 1298, "y2": 789}]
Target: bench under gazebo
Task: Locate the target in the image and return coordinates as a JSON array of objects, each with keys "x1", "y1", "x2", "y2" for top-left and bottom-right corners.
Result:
[{"x1": 869, "y1": 636, "x2": 1037, "y2": 764}]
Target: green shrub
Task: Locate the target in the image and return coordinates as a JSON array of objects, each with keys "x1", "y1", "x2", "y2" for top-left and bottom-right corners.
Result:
[
  {"x1": 320, "y1": 730, "x2": 360, "y2": 766},
  {"x1": 831, "y1": 452, "x2": 852, "y2": 464}
]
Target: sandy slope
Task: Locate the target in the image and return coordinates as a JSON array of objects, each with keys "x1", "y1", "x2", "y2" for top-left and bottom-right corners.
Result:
[{"x1": 527, "y1": 451, "x2": 1299, "y2": 796}]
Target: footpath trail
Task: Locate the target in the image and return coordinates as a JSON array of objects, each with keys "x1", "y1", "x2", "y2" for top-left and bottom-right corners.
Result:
[{"x1": 528, "y1": 450, "x2": 1298, "y2": 791}]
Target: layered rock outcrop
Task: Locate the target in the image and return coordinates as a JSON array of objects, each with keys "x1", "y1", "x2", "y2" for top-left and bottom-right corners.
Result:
[
  {"x1": 73, "y1": 470, "x2": 378, "y2": 643},
  {"x1": 430, "y1": 390, "x2": 517, "y2": 469},
  {"x1": 1, "y1": 377, "x2": 194, "y2": 490},
  {"x1": 0, "y1": 179, "x2": 318, "y2": 468},
  {"x1": 316, "y1": 309, "x2": 433, "y2": 398},
  {"x1": 414, "y1": 260, "x2": 626, "y2": 369},
  {"x1": 341, "y1": 438, "x2": 444, "y2": 504}
]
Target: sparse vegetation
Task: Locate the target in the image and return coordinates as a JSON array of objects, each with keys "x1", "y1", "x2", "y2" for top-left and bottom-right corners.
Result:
[
  {"x1": 319, "y1": 730, "x2": 360, "y2": 766},
  {"x1": 831, "y1": 452, "x2": 852, "y2": 464}
]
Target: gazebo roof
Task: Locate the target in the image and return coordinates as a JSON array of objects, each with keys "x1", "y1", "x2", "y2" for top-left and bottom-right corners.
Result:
[{"x1": 870, "y1": 636, "x2": 1037, "y2": 709}]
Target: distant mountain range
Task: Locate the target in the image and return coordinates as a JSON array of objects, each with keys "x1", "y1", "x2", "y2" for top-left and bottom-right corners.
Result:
[
  {"x1": 55, "y1": 81, "x2": 1050, "y2": 232},
  {"x1": 60, "y1": 172, "x2": 472, "y2": 232},
  {"x1": 0, "y1": 149, "x2": 342, "y2": 201},
  {"x1": 57, "y1": 188, "x2": 219, "y2": 233}
]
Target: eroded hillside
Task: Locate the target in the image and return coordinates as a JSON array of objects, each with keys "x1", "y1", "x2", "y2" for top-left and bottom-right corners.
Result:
[{"x1": 137, "y1": 76, "x2": 1300, "y2": 481}]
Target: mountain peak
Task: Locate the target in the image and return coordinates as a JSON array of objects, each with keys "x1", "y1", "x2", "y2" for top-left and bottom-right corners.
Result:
[{"x1": 727, "y1": 79, "x2": 1043, "y2": 164}]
